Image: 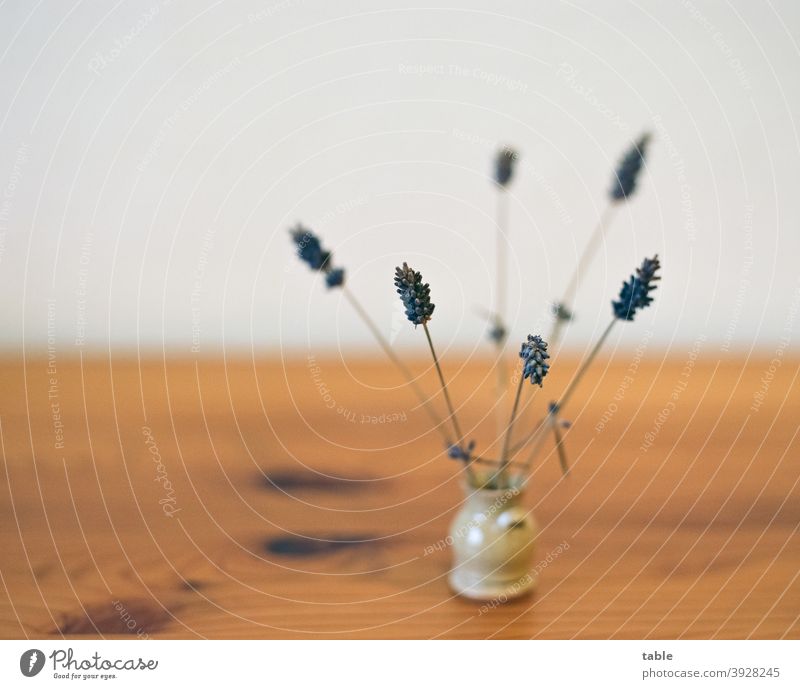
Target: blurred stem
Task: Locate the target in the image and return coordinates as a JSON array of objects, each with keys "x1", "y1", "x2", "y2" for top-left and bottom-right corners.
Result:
[
  {"x1": 507, "y1": 415, "x2": 544, "y2": 456},
  {"x1": 495, "y1": 186, "x2": 509, "y2": 327},
  {"x1": 548, "y1": 203, "x2": 616, "y2": 353},
  {"x1": 520, "y1": 419, "x2": 551, "y2": 473},
  {"x1": 493, "y1": 342, "x2": 506, "y2": 440},
  {"x1": 552, "y1": 416, "x2": 570, "y2": 477},
  {"x1": 494, "y1": 187, "x2": 510, "y2": 441},
  {"x1": 472, "y1": 453, "x2": 524, "y2": 469},
  {"x1": 342, "y1": 287, "x2": 449, "y2": 443}
]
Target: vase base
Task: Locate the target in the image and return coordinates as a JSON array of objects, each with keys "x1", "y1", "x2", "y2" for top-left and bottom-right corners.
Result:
[{"x1": 448, "y1": 570, "x2": 538, "y2": 602}]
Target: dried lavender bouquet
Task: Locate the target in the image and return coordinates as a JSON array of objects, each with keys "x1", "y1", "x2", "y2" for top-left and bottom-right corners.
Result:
[{"x1": 288, "y1": 135, "x2": 661, "y2": 600}]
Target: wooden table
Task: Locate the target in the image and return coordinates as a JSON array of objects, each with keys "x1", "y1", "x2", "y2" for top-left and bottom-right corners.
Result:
[{"x1": 1, "y1": 351, "x2": 798, "y2": 639}]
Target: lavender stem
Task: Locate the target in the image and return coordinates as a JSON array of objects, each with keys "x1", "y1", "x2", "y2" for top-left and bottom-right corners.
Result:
[{"x1": 342, "y1": 286, "x2": 448, "y2": 443}]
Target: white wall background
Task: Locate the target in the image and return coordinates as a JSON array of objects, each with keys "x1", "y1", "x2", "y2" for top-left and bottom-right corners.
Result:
[{"x1": 1, "y1": 0, "x2": 798, "y2": 356}]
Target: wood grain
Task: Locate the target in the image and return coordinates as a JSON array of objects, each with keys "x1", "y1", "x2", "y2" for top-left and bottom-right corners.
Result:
[{"x1": 0, "y1": 349, "x2": 798, "y2": 639}]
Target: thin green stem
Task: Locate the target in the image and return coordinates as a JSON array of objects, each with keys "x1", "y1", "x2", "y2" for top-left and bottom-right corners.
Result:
[
  {"x1": 422, "y1": 322, "x2": 463, "y2": 444},
  {"x1": 493, "y1": 363, "x2": 535, "y2": 488},
  {"x1": 500, "y1": 363, "x2": 526, "y2": 464},
  {"x1": 521, "y1": 318, "x2": 617, "y2": 471},
  {"x1": 422, "y1": 322, "x2": 477, "y2": 483},
  {"x1": 558, "y1": 318, "x2": 617, "y2": 412},
  {"x1": 342, "y1": 287, "x2": 449, "y2": 443}
]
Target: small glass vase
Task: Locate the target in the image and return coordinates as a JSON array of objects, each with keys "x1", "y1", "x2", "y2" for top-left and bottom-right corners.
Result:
[{"x1": 447, "y1": 481, "x2": 537, "y2": 601}]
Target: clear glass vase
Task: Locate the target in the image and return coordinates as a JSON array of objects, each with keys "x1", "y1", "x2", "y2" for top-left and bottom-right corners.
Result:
[{"x1": 447, "y1": 481, "x2": 538, "y2": 601}]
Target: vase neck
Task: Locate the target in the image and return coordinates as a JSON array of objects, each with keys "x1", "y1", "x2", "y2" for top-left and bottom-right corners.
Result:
[{"x1": 463, "y1": 486, "x2": 522, "y2": 511}]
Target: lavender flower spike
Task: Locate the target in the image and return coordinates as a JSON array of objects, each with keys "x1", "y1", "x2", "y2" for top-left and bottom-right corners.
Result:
[
  {"x1": 520, "y1": 334, "x2": 550, "y2": 387},
  {"x1": 394, "y1": 262, "x2": 435, "y2": 325},
  {"x1": 325, "y1": 268, "x2": 345, "y2": 288},
  {"x1": 289, "y1": 224, "x2": 345, "y2": 290},
  {"x1": 609, "y1": 133, "x2": 651, "y2": 201},
  {"x1": 494, "y1": 146, "x2": 518, "y2": 187},
  {"x1": 290, "y1": 224, "x2": 329, "y2": 270},
  {"x1": 612, "y1": 254, "x2": 661, "y2": 321}
]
